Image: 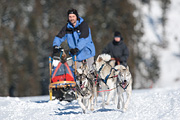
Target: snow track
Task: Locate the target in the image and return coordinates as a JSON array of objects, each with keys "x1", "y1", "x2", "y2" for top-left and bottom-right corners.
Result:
[{"x1": 0, "y1": 87, "x2": 180, "y2": 120}]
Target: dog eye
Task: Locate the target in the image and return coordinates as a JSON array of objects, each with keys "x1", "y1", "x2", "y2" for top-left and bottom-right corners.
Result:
[
  {"x1": 76, "y1": 76, "x2": 80, "y2": 80},
  {"x1": 127, "y1": 73, "x2": 130, "y2": 76}
]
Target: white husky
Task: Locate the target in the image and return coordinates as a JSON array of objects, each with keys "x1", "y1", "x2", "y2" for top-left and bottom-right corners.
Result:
[
  {"x1": 115, "y1": 65, "x2": 132, "y2": 112},
  {"x1": 95, "y1": 54, "x2": 118, "y2": 107},
  {"x1": 95, "y1": 54, "x2": 132, "y2": 111}
]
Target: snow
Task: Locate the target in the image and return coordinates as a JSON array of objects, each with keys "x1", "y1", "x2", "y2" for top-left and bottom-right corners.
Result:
[
  {"x1": 0, "y1": 87, "x2": 180, "y2": 120},
  {"x1": 132, "y1": 0, "x2": 180, "y2": 88},
  {"x1": 157, "y1": 0, "x2": 180, "y2": 87},
  {"x1": 152, "y1": 0, "x2": 180, "y2": 88},
  {"x1": 1, "y1": 0, "x2": 180, "y2": 119}
]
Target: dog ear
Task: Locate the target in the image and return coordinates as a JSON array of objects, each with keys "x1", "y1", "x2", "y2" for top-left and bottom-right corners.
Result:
[
  {"x1": 119, "y1": 65, "x2": 126, "y2": 70},
  {"x1": 97, "y1": 56, "x2": 103, "y2": 63},
  {"x1": 119, "y1": 65, "x2": 126, "y2": 73},
  {"x1": 77, "y1": 68, "x2": 83, "y2": 75},
  {"x1": 122, "y1": 66, "x2": 127, "y2": 70},
  {"x1": 109, "y1": 60, "x2": 115, "y2": 67},
  {"x1": 84, "y1": 65, "x2": 89, "y2": 75},
  {"x1": 114, "y1": 65, "x2": 121, "y2": 70},
  {"x1": 114, "y1": 65, "x2": 121, "y2": 75},
  {"x1": 126, "y1": 66, "x2": 129, "y2": 71}
]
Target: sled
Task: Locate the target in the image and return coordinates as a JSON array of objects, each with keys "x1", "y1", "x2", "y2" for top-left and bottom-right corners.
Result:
[{"x1": 49, "y1": 48, "x2": 77, "y2": 102}]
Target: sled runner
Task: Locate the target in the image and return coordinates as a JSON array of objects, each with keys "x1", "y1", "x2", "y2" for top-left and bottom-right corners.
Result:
[{"x1": 49, "y1": 48, "x2": 76, "y2": 102}]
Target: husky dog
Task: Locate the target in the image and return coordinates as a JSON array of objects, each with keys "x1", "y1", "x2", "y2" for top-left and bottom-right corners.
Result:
[
  {"x1": 95, "y1": 54, "x2": 118, "y2": 107},
  {"x1": 76, "y1": 64, "x2": 96, "y2": 113},
  {"x1": 115, "y1": 65, "x2": 132, "y2": 112}
]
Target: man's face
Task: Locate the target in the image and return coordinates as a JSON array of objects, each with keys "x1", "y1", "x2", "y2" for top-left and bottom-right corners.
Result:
[
  {"x1": 114, "y1": 37, "x2": 121, "y2": 42},
  {"x1": 68, "y1": 14, "x2": 77, "y2": 25}
]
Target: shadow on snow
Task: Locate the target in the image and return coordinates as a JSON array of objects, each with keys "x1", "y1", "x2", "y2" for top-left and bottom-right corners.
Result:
[
  {"x1": 94, "y1": 108, "x2": 118, "y2": 113},
  {"x1": 54, "y1": 108, "x2": 81, "y2": 115},
  {"x1": 33, "y1": 100, "x2": 49, "y2": 103}
]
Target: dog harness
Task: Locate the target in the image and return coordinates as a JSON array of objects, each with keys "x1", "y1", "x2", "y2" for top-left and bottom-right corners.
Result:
[{"x1": 97, "y1": 63, "x2": 118, "y2": 84}]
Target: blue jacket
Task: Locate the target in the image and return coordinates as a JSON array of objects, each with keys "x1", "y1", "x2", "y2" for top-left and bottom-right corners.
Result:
[{"x1": 53, "y1": 17, "x2": 95, "y2": 61}]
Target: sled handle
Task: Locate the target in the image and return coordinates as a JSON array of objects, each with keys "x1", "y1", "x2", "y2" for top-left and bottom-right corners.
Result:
[
  {"x1": 74, "y1": 55, "x2": 77, "y2": 75},
  {"x1": 49, "y1": 89, "x2": 52, "y2": 101},
  {"x1": 49, "y1": 57, "x2": 52, "y2": 83},
  {"x1": 49, "y1": 57, "x2": 52, "y2": 101}
]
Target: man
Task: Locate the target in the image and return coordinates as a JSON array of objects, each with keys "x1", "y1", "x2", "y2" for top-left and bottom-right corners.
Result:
[
  {"x1": 102, "y1": 31, "x2": 129, "y2": 67},
  {"x1": 53, "y1": 8, "x2": 95, "y2": 70}
]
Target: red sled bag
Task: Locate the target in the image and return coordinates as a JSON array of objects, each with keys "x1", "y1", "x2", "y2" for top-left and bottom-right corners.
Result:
[{"x1": 51, "y1": 62, "x2": 74, "y2": 83}]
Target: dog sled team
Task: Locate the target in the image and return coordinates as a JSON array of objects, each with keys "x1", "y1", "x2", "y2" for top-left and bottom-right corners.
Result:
[{"x1": 49, "y1": 8, "x2": 133, "y2": 113}]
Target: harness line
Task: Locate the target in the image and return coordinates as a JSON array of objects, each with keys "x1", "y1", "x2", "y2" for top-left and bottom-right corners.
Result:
[
  {"x1": 97, "y1": 82, "x2": 129, "y2": 93},
  {"x1": 97, "y1": 62, "x2": 119, "y2": 84}
]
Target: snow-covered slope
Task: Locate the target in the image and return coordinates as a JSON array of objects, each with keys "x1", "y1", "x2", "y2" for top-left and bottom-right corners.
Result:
[{"x1": 1, "y1": 87, "x2": 180, "y2": 120}]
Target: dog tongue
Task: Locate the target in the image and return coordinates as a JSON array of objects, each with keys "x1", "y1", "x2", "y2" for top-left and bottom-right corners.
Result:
[
  {"x1": 81, "y1": 84, "x2": 84, "y2": 89},
  {"x1": 122, "y1": 83, "x2": 127, "y2": 88}
]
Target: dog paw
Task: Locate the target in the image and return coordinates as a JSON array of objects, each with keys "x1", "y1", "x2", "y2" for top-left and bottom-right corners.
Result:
[
  {"x1": 100, "y1": 104, "x2": 105, "y2": 108},
  {"x1": 105, "y1": 102, "x2": 109, "y2": 105},
  {"x1": 82, "y1": 109, "x2": 86, "y2": 114},
  {"x1": 85, "y1": 109, "x2": 92, "y2": 114},
  {"x1": 117, "y1": 105, "x2": 120, "y2": 109},
  {"x1": 122, "y1": 108, "x2": 127, "y2": 112}
]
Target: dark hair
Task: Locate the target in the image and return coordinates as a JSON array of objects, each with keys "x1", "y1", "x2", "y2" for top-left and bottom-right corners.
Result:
[{"x1": 67, "y1": 8, "x2": 80, "y2": 21}]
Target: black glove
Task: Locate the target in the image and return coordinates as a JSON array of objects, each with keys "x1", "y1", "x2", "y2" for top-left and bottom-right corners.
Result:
[
  {"x1": 53, "y1": 46, "x2": 59, "y2": 53},
  {"x1": 70, "y1": 48, "x2": 79, "y2": 55},
  {"x1": 53, "y1": 46, "x2": 63, "y2": 57},
  {"x1": 53, "y1": 46, "x2": 62, "y2": 54}
]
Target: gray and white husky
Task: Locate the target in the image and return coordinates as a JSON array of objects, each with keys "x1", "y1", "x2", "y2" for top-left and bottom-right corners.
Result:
[
  {"x1": 76, "y1": 64, "x2": 96, "y2": 113},
  {"x1": 115, "y1": 65, "x2": 132, "y2": 112}
]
